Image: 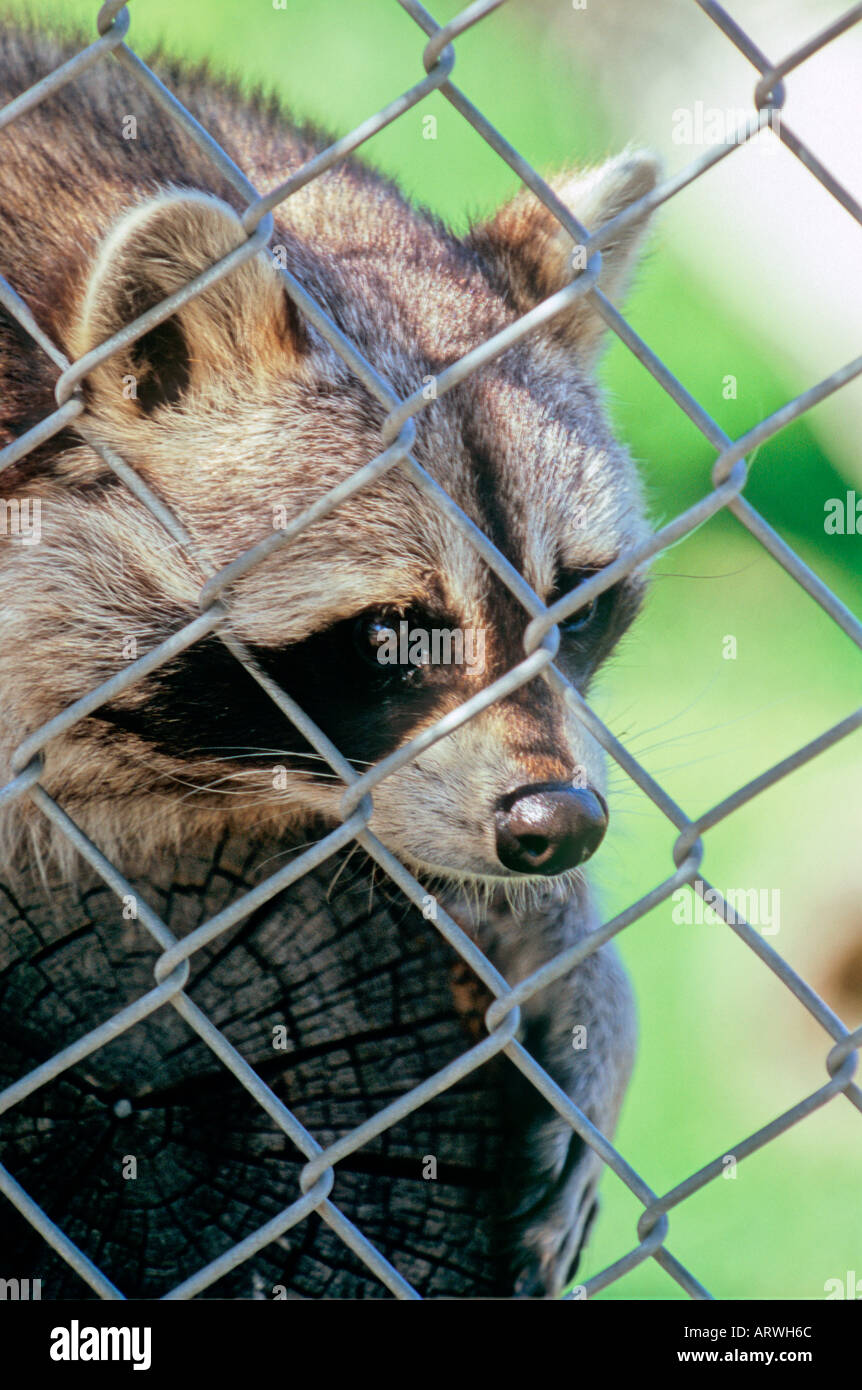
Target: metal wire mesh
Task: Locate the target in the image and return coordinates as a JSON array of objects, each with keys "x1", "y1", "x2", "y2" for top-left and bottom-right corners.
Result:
[{"x1": 0, "y1": 0, "x2": 860, "y2": 1301}]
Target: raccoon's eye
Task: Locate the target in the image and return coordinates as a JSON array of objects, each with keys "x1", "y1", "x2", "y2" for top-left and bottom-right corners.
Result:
[
  {"x1": 549, "y1": 571, "x2": 600, "y2": 635},
  {"x1": 351, "y1": 606, "x2": 436, "y2": 689},
  {"x1": 560, "y1": 596, "x2": 598, "y2": 634},
  {"x1": 353, "y1": 610, "x2": 400, "y2": 669}
]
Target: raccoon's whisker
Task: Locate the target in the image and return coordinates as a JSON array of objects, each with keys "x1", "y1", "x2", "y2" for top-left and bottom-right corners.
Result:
[
  {"x1": 191, "y1": 746, "x2": 376, "y2": 767},
  {"x1": 188, "y1": 793, "x2": 298, "y2": 812},
  {"x1": 166, "y1": 775, "x2": 278, "y2": 801},
  {"x1": 352, "y1": 852, "x2": 381, "y2": 898},
  {"x1": 625, "y1": 728, "x2": 727, "y2": 759},
  {"x1": 184, "y1": 750, "x2": 336, "y2": 765},
  {"x1": 288, "y1": 771, "x2": 347, "y2": 782},
  {"x1": 620, "y1": 682, "x2": 813, "y2": 761},
  {"x1": 179, "y1": 770, "x2": 284, "y2": 794},
  {"x1": 103, "y1": 747, "x2": 282, "y2": 800},
  {"x1": 326, "y1": 842, "x2": 362, "y2": 901},
  {"x1": 367, "y1": 861, "x2": 378, "y2": 915},
  {"x1": 253, "y1": 837, "x2": 321, "y2": 873},
  {"x1": 478, "y1": 877, "x2": 490, "y2": 921},
  {"x1": 608, "y1": 739, "x2": 754, "y2": 782},
  {"x1": 634, "y1": 748, "x2": 750, "y2": 778},
  {"x1": 200, "y1": 749, "x2": 332, "y2": 763},
  {"x1": 609, "y1": 677, "x2": 722, "y2": 747},
  {"x1": 137, "y1": 769, "x2": 238, "y2": 799},
  {"x1": 165, "y1": 766, "x2": 347, "y2": 799},
  {"x1": 29, "y1": 832, "x2": 53, "y2": 903}
]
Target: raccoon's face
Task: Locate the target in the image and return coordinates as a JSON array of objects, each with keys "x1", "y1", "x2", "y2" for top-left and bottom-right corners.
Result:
[{"x1": 17, "y1": 153, "x2": 657, "y2": 885}]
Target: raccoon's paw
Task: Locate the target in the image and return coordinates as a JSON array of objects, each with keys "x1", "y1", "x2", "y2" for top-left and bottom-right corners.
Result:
[
  {"x1": 503, "y1": 1110, "x2": 603, "y2": 1298},
  {"x1": 495, "y1": 942, "x2": 635, "y2": 1298},
  {"x1": 467, "y1": 897, "x2": 636, "y2": 1298}
]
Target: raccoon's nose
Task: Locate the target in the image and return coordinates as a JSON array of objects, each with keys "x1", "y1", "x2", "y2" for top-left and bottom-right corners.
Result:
[{"x1": 495, "y1": 783, "x2": 608, "y2": 876}]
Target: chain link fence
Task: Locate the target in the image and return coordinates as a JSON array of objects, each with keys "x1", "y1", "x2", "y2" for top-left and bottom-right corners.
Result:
[{"x1": 0, "y1": 0, "x2": 860, "y2": 1300}]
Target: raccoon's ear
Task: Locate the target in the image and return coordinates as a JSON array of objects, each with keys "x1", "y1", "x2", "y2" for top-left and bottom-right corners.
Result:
[
  {"x1": 74, "y1": 191, "x2": 306, "y2": 413},
  {"x1": 466, "y1": 150, "x2": 660, "y2": 362}
]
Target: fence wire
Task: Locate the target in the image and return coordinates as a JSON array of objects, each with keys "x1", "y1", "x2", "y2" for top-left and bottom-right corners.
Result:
[{"x1": 0, "y1": 0, "x2": 860, "y2": 1301}]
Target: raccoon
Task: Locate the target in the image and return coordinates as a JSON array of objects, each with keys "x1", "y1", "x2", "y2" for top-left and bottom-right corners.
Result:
[{"x1": 0, "y1": 24, "x2": 657, "y2": 1298}]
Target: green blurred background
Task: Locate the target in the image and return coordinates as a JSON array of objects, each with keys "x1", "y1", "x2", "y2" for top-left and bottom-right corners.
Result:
[{"x1": 4, "y1": 0, "x2": 860, "y2": 1299}]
